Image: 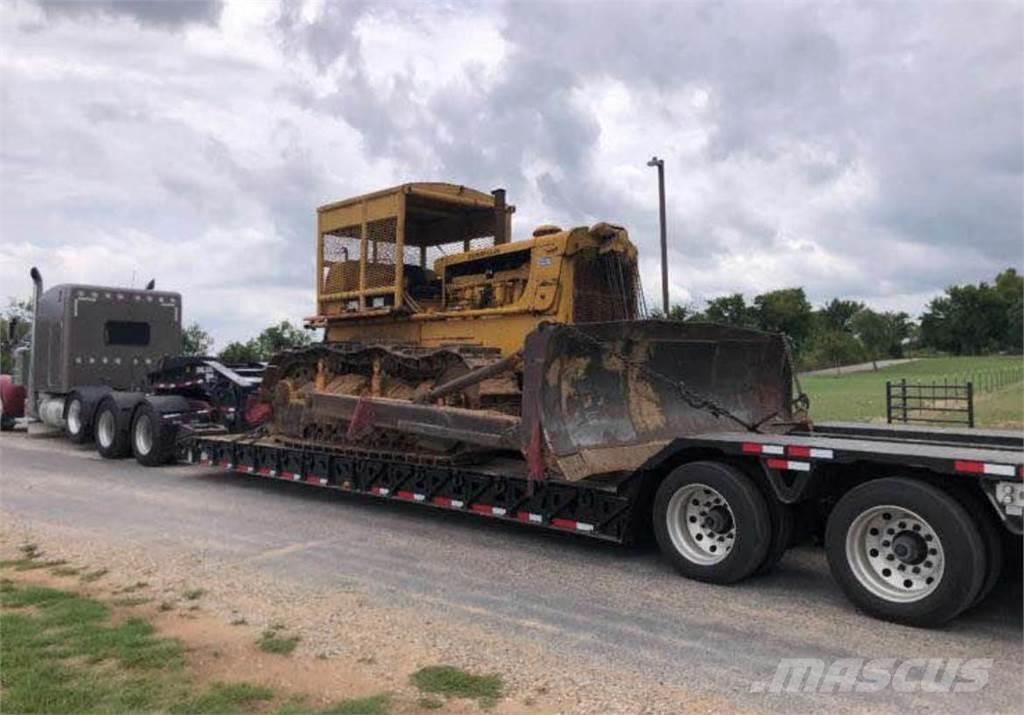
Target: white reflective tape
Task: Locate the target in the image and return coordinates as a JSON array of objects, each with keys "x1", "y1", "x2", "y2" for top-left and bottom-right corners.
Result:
[
  {"x1": 319, "y1": 478, "x2": 328, "y2": 485},
  {"x1": 576, "y1": 522, "x2": 595, "y2": 532},
  {"x1": 413, "y1": 494, "x2": 426, "y2": 501},
  {"x1": 810, "y1": 448, "x2": 834, "y2": 460},
  {"x1": 527, "y1": 513, "x2": 543, "y2": 523},
  {"x1": 787, "y1": 461, "x2": 811, "y2": 472},
  {"x1": 984, "y1": 463, "x2": 1016, "y2": 477},
  {"x1": 492, "y1": 507, "x2": 507, "y2": 516},
  {"x1": 292, "y1": 474, "x2": 302, "y2": 481},
  {"x1": 450, "y1": 499, "x2": 464, "y2": 508},
  {"x1": 761, "y1": 444, "x2": 785, "y2": 455}
]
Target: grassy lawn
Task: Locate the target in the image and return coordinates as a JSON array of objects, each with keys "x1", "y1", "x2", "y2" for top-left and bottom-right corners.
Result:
[
  {"x1": 0, "y1": 546, "x2": 513, "y2": 715},
  {"x1": 802, "y1": 355, "x2": 1023, "y2": 427}
]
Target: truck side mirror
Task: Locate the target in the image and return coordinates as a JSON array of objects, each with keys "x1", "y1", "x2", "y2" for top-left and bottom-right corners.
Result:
[{"x1": 7, "y1": 317, "x2": 17, "y2": 343}]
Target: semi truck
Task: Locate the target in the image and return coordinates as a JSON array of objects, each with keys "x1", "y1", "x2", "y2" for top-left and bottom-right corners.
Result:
[
  {"x1": 5, "y1": 269, "x2": 265, "y2": 463},
  {"x1": 8, "y1": 182, "x2": 1022, "y2": 628}
]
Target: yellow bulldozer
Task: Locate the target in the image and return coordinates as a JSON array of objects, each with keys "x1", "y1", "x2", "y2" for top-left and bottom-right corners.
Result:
[{"x1": 262, "y1": 183, "x2": 793, "y2": 481}]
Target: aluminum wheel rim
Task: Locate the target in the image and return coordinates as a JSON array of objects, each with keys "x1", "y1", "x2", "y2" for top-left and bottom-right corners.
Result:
[
  {"x1": 67, "y1": 399, "x2": 82, "y2": 435},
  {"x1": 133, "y1": 415, "x2": 153, "y2": 456},
  {"x1": 666, "y1": 483, "x2": 736, "y2": 565},
  {"x1": 97, "y1": 410, "x2": 116, "y2": 448},
  {"x1": 846, "y1": 504, "x2": 944, "y2": 603}
]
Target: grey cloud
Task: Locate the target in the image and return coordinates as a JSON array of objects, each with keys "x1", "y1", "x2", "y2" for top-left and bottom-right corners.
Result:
[{"x1": 37, "y1": 0, "x2": 223, "y2": 27}]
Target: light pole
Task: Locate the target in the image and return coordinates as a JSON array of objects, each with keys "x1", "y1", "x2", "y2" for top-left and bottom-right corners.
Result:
[{"x1": 647, "y1": 156, "x2": 669, "y2": 315}]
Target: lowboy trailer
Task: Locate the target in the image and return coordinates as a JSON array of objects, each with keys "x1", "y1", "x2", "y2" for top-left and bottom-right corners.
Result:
[{"x1": 177, "y1": 413, "x2": 1023, "y2": 629}]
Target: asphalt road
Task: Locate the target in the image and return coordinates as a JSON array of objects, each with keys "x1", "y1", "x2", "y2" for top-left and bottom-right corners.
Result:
[{"x1": 2, "y1": 434, "x2": 1020, "y2": 713}]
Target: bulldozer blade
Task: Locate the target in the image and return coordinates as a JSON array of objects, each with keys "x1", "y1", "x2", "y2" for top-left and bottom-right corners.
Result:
[{"x1": 521, "y1": 321, "x2": 792, "y2": 481}]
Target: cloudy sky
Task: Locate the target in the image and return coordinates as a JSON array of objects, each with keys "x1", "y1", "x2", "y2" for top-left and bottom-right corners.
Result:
[{"x1": 1, "y1": 0, "x2": 1021, "y2": 347}]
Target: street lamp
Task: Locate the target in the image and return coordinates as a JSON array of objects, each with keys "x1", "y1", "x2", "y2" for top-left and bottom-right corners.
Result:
[{"x1": 647, "y1": 156, "x2": 669, "y2": 315}]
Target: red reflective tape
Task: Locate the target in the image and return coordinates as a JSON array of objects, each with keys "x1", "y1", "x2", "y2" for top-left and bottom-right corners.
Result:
[
  {"x1": 551, "y1": 517, "x2": 576, "y2": 530},
  {"x1": 432, "y1": 496, "x2": 451, "y2": 507},
  {"x1": 766, "y1": 458, "x2": 789, "y2": 470},
  {"x1": 304, "y1": 475, "x2": 322, "y2": 485},
  {"x1": 471, "y1": 503, "x2": 493, "y2": 515},
  {"x1": 787, "y1": 445, "x2": 811, "y2": 458},
  {"x1": 257, "y1": 468, "x2": 272, "y2": 476},
  {"x1": 954, "y1": 460, "x2": 985, "y2": 474},
  {"x1": 396, "y1": 490, "x2": 415, "y2": 500},
  {"x1": 742, "y1": 442, "x2": 762, "y2": 454}
]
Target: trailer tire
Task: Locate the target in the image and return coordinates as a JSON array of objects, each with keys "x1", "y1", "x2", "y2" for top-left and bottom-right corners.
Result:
[
  {"x1": 653, "y1": 461, "x2": 772, "y2": 584},
  {"x1": 131, "y1": 403, "x2": 173, "y2": 467},
  {"x1": 825, "y1": 477, "x2": 986, "y2": 627},
  {"x1": 948, "y1": 485, "x2": 1003, "y2": 611},
  {"x1": 94, "y1": 400, "x2": 130, "y2": 459},
  {"x1": 756, "y1": 499, "x2": 794, "y2": 576},
  {"x1": 64, "y1": 393, "x2": 90, "y2": 444}
]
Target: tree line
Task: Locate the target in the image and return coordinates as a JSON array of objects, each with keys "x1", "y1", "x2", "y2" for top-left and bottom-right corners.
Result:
[{"x1": 651, "y1": 267, "x2": 1022, "y2": 370}]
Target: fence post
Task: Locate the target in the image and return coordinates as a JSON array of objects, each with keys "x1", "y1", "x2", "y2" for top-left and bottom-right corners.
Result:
[
  {"x1": 967, "y1": 381, "x2": 975, "y2": 428},
  {"x1": 886, "y1": 381, "x2": 892, "y2": 424},
  {"x1": 900, "y1": 379, "x2": 908, "y2": 424}
]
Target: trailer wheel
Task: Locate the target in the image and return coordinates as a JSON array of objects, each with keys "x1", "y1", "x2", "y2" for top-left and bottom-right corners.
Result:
[
  {"x1": 64, "y1": 394, "x2": 90, "y2": 444},
  {"x1": 948, "y1": 485, "x2": 1003, "y2": 611},
  {"x1": 654, "y1": 461, "x2": 771, "y2": 584},
  {"x1": 756, "y1": 499, "x2": 794, "y2": 576},
  {"x1": 94, "y1": 400, "x2": 130, "y2": 459},
  {"x1": 131, "y1": 403, "x2": 172, "y2": 467},
  {"x1": 825, "y1": 477, "x2": 986, "y2": 627}
]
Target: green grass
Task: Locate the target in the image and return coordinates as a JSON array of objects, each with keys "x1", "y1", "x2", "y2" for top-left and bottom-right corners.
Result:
[
  {"x1": 258, "y1": 629, "x2": 301, "y2": 655},
  {"x1": 410, "y1": 665, "x2": 503, "y2": 707},
  {"x1": 0, "y1": 579, "x2": 279, "y2": 714},
  {"x1": 803, "y1": 355, "x2": 1023, "y2": 427}
]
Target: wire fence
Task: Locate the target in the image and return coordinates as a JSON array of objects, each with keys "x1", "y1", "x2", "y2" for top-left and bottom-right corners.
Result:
[{"x1": 930, "y1": 365, "x2": 1023, "y2": 395}]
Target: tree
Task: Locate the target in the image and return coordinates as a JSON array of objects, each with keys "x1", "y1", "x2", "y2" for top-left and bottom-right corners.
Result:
[
  {"x1": 218, "y1": 341, "x2": 262, "y2": 364},
  {"x1": 851, "y1": 309, "x2": 910, "y2": 369},
  {"x1": 803, "y1": 330, "x2": 865, "y2": 373},
  {"x1": 752, "y1": 288, "x2": 814, "y2": 349},
  {"x1": 181, "y1": 322, "x2": 214, "y2": 356},
  {"x1": 217, "y1": 321, "x2": 313, "y2": 363},
  {"x1": 701, "y1": 294, "x2": 755, "y2": 326},
  {"x1": 994, "y1": 268, "x2": 1023, "y2": 352},
  {"x1": 1, "y1": 298, "x2": 33, "y2": 374},
  {"x1": 817, "y1": 298, "x2": 865, "y2": 333},
  {"x1": 920, "y1": 283, "x2": 1007, "y2": 355},
  {"x1": 650, "y1": 303, "x2": 695, "y2": 321}
]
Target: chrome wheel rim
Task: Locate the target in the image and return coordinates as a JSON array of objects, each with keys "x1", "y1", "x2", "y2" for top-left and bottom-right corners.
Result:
[
  {"x1": 666, "y1": 483, "x2": 736, "y2": 565},
  {"x1": 67, "y1": 399, "x2": 82, "y2": 435},
  {"x1": 846, "y1": 505, "x2": 944, "y2": 603},
  {"x1": 97, "y1": 410, "x2": 116, "y2": 448},
  {"x1": 133, "y1": 415, "x2": 153, "y2": 456}
]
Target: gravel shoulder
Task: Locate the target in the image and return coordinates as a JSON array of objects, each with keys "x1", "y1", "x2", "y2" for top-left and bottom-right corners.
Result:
[{"x1": 1, "y1": 433, "x2": 1020, "y2": 713}]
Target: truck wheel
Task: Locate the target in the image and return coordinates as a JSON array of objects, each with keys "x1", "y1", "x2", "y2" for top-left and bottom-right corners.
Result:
[
  {"x1": 653, "y1": 461, "x2": 772, "y2": 584},
  {"x1": 948, "y1": 485, "x2": 1003, "y2": 611},
  {"x1": 825, "y1": 477, "x2": 986, "y2": 627},
  {"x1": 131, "y1": 403, "x2": 172, "y2": 466},
  {"x1": 94, "y1": 401, "x2": 130, "y2": 459},
  {"x1": 64, "y1": 394, "x2": 90, "y2": 444}
]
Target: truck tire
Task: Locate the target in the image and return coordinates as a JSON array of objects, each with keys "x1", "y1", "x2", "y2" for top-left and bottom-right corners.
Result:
[
  {"x1": 131, "y1": 402, "x2": 173, "y2": 467},
  {"x1": 825, "y1": 477, "x2": 986, "y2": 627},
  {"x1": 64, "y1": 393, "x2": 90, "y2": 444},
  {"x1": 948, "y1": 485, "x2": 1003, "y2": 611},
  {"x1": 94, "y1": 400, "x2": 130, "y2": 459},
  {"x1": 653, "y1": 461, "x2": 772, "y2": 584}
]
